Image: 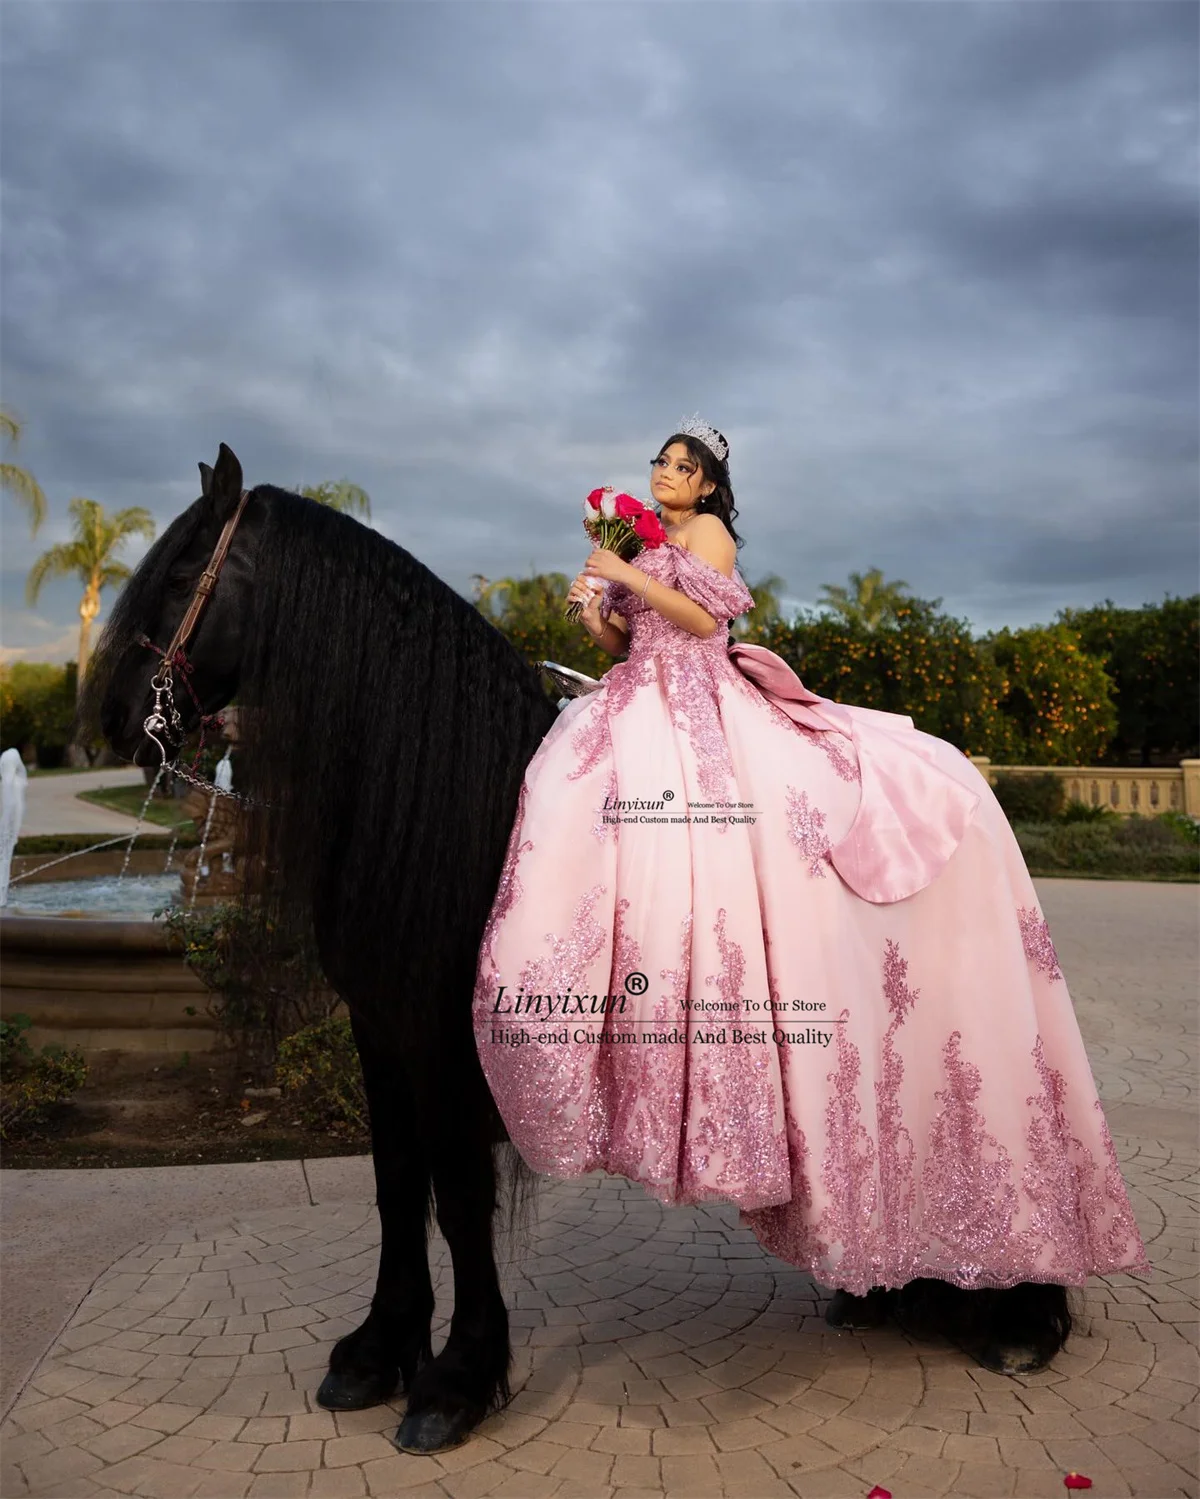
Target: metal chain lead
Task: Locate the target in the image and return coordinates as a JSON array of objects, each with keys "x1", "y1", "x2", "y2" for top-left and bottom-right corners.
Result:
[{"x1": 141, "y1": 665, "x2": 261, "y2": 807}]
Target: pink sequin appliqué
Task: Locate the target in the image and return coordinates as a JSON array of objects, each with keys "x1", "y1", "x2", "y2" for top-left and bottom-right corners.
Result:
[
  {"x1": 785, "y1": 786, "x2": 833, "y2": 877},
  {"x1": 1017, "y1": 905, "x2": 1064, "y2": 981},
  {"x1": 598, "y1": 910, "x2": 694, "y2": 1196},
  {"x1": 679, "y1": 908, "x2": 789, "y2": 1208}
]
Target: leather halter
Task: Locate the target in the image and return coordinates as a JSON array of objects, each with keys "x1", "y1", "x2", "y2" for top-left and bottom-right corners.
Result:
[
  {"x1": 155, "y1": 487, "x2": 253, "y2": 669},
  {"x1": 134, "y1": 486, "x2": 254, "y2": 791}
]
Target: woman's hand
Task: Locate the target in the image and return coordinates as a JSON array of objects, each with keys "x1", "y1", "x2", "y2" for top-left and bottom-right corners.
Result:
[
  {"x1": 584, "y1": 547, "x2": 637, "y2": 586},
  {"x1": 567, "y1": 571, "x2": 606, "y2": 636}
]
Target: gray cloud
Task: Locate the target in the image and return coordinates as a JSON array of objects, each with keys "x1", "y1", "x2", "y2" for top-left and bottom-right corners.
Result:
[{"x1": 1, "y1": 0, "x2": 1196, "y2": 662}]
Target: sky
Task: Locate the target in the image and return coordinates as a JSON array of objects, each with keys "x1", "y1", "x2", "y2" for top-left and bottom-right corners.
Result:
[{"x1": 2, "y1": 0, "x2": 1196, "y2": 665}]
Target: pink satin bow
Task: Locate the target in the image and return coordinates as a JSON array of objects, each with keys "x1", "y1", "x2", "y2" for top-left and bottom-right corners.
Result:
[{"x1": 728, "y1": 642, "x2": 980, "y2": 903}]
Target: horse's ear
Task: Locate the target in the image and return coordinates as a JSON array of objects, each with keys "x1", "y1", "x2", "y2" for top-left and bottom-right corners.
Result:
[
  {"x1": 198, "y1": 462, "x2": 214, "y2": 497},
  {"x1": 209, "y1": 443, "x2": 244, "y2": 523}
]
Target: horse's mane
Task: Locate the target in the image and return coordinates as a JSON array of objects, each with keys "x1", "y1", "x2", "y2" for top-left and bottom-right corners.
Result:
[{"x1": 232, "y1": 487, "x2": 558, "y2": 1046}]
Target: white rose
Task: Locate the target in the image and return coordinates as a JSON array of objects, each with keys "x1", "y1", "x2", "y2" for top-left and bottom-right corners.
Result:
[{"x1": 600, "y1": 490, "x2": 618, "y2": 521}]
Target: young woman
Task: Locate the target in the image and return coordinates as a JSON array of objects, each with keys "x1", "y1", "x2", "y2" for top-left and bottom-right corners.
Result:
[{"x1": 471, "y1": 418, "x2": 1148, "y2": 1368}]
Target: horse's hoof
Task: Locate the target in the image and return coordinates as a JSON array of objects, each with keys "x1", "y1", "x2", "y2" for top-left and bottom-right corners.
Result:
[
  {"x1": 971, "y1": 1341, "x2": 1052, "y2": 1375},
  {"x1": 393, "y1": 1405, "x2": 477, "y2": 1455},
  {"x1": 315, "y1": 1367, "x2": 399, "y2": 1410},
  {"x1": 825, "y1": 1288, "x2": 890, "y2": 1330}
]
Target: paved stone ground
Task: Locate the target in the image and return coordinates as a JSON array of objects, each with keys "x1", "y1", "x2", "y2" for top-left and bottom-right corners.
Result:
[
  {"x1": 18, "y1": 768, "x2": 152, "y2": 837},
  {"x1": 2, "y1": 880, "x2": 1197, "y2": 1499}
]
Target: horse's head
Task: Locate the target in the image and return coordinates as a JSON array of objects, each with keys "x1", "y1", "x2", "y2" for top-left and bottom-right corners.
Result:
[{"x1": 83, "y1": 442, "x2": 262, "y2": 766}]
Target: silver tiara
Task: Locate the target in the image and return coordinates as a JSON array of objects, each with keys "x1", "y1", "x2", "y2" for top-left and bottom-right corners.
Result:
[{"x1": 677, "y1": 413, "x2": 728, "y2": 463}]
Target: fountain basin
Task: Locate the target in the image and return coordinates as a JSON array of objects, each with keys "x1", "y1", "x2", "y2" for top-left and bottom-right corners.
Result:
[
  {"x1": 1, "y1": 904, "x2": 218, "y2": 1055},
  {"x1": 10, "y1": 848, "x2": 187, "y2": 886}
]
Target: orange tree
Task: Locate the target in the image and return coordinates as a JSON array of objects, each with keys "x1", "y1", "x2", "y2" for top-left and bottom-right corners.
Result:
[
  {"x1": 750, "y1": 597, "x2": 1016, "y2": 757},
  {"x1": 1055, "y1": 595, "x2": 1198, "y2": 762},
  {"x1": 981, "y1": 623, "x2": 1117, "y2": 765},
  {"x1": 471, "y1": 571, "x2": 612, "y2": 682}
]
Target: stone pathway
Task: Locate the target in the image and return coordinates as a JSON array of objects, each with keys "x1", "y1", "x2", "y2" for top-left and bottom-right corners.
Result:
[
  {"x1": 2, "y1": 880, "x2": 1197, "y2": 1498},
  {"x1": 18, "y1": 768, "x2": 152, "y2": 837}
]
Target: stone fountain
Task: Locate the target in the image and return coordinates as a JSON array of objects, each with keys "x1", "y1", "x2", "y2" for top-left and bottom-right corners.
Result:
[{"x1": 0, "y1": 716, "x2": 248, "y2": 1052}]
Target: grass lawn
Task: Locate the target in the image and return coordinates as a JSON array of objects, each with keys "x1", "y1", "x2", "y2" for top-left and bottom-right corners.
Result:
[{"x1": 76, "y1": 783, "x2": 195, "y2": 830}]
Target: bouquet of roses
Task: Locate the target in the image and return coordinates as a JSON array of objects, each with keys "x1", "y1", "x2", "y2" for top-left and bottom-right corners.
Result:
[{"x1": 564, "y1": 487, "x2": 669, "y2": 622}]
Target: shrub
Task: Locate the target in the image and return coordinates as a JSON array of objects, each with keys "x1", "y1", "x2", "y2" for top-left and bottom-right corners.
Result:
[
  {"x1": 1059, "y1": 800, "x2": 1115, "y2": 823},
  {"x1": 0, "y1": 662, "x2": 78, "y2": 767},
  {"x1": 0, "y1": 1014, "x2": 88, "y2": 1138},
  {"x1": 1013, "y1": 817, "x2": 1200, "y2": 879},
  {"x1": 1157, "y1": 810, "x2": 1200, "y2": 845},
  {"x1": 159, "y1": 901, "x2": 338, "y2": 1077},
  {"x1": 275, "y1": 1015, "x2": 368, "y2": 1136},
  {"x1": 992, "y1": 772, "x2": 1065, "y2": 824}
]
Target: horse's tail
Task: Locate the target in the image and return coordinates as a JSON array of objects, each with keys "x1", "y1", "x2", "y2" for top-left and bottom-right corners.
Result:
[{"x1": 493, "y1": 1137, "x2": 543, "y2": 1265}]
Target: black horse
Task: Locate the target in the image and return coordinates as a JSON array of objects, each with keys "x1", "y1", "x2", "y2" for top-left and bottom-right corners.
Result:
[{"x1": 80, "y1": 443, "x2": 1072, "y2": 1455}]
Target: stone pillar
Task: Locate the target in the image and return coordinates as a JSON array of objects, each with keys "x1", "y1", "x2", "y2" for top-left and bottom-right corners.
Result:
[
  {"x1": 1181, "y1": 760, "x2": 1200, "y2": 818},
  {"x1": 968, "y1": 754, "x2": 993, "y2": 784}
]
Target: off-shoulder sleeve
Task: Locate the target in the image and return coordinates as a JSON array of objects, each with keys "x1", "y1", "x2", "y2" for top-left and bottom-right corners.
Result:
[{"x1": 670, "y1": 548, "x2": 755, "y2": 623}]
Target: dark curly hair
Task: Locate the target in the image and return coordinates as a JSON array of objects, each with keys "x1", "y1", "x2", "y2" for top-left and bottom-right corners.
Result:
[{"x1": 652, "y1": 429, "x2": 743, "y2": 548}]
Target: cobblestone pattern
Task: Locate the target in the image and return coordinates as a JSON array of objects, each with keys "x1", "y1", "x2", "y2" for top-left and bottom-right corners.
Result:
[
  {"x1": 3, "y1": 881, "x2": 1197, "y2": 1497},
  {"x1": 1, "y1": 1153, "x2": 1196, "y2": 1499}
]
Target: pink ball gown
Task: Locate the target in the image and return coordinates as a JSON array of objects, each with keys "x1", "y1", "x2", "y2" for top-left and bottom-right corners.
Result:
[{"x1": 471, "y1": 540, "x2": 1149, "y2": 1294}]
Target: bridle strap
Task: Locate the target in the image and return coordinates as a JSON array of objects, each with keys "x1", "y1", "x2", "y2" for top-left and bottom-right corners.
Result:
[{"x1": 157, "y1": 487, "x2": 252, "y2": 669}]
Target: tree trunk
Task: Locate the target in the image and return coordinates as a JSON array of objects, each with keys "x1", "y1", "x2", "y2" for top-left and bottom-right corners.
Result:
[{"x1": 76, "y1": 581, "x2": 101, "y2": 697}]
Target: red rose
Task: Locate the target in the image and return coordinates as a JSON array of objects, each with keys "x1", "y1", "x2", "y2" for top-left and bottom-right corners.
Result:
[
  {"x1": 634, "y1": 510, "x2": 668, "y2": 547},
  {"x1": 586, "y1": 488, "x2": 606, "y2": 510},
  {"x1": 613, "y1": 492, "x2": 645, "y2": 521}
]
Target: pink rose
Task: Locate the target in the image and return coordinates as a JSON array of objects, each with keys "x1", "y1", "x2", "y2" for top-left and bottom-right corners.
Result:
[
  {"x1": 586, "y1": 488, "x2": 606, "y2": 510},
  {"x1": 614, "y1": 492, "x2": 645, "y2": 521},
  {"x1": 634, "y1": 510, "x2": 668, "y2": 547}
]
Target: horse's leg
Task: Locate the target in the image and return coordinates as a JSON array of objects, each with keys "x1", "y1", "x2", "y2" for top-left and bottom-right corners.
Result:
[
  {"x1": 971, "y1": 1281, "x2": 1073, "y2": 1374},
  {"x1": 894, "y1": 1277, "x2": 1073, "y2": 1374},
  {"x1": 824, "y1": 1286, "x2": 893, "y2": 1329},
  {"x1": 394, "y1": 1059, "x2": 510, "y2": 1455},
  {"x1": 316, "y1": 1013, "x2": 435, "y2": 1411}
]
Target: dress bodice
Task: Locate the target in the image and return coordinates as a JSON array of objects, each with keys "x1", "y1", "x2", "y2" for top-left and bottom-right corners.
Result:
[{"x1": 599, "y1": 541, "x2": 755, "y2": 663}]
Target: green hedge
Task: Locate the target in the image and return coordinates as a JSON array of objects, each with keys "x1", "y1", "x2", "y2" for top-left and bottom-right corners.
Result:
[
  {"x1": 1014, "y1": 815, "x2": 1199, "y2": 880},
  {"x1": 991, "y1": 772, "x2": 1066, "y2": 823},
  {"x1": 15, "y1": 831, "x2": 200, "y2": 855}
]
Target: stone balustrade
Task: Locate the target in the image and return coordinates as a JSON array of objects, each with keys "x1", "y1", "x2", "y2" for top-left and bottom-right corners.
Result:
[{"x1": 968, "y1": 757, "x2": 1200, "y2": 818}]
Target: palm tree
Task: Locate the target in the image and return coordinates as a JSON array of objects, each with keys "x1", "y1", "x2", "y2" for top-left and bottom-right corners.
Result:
[
  {"x1": 1, "y1": 408, "x2": 47, "y2": 536},
  {"x1": 817, "y1": 566, "x2": 913, "y2": 631},
  {"x1": 737, "y1": 571, "x2": 788, "y2": 639},
  {"x1": 298, "y1": 480, "x2": 372, "y2": 520},
  {"x1": 25, "y1": 496, "x2": 156, "y2": 694}
]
